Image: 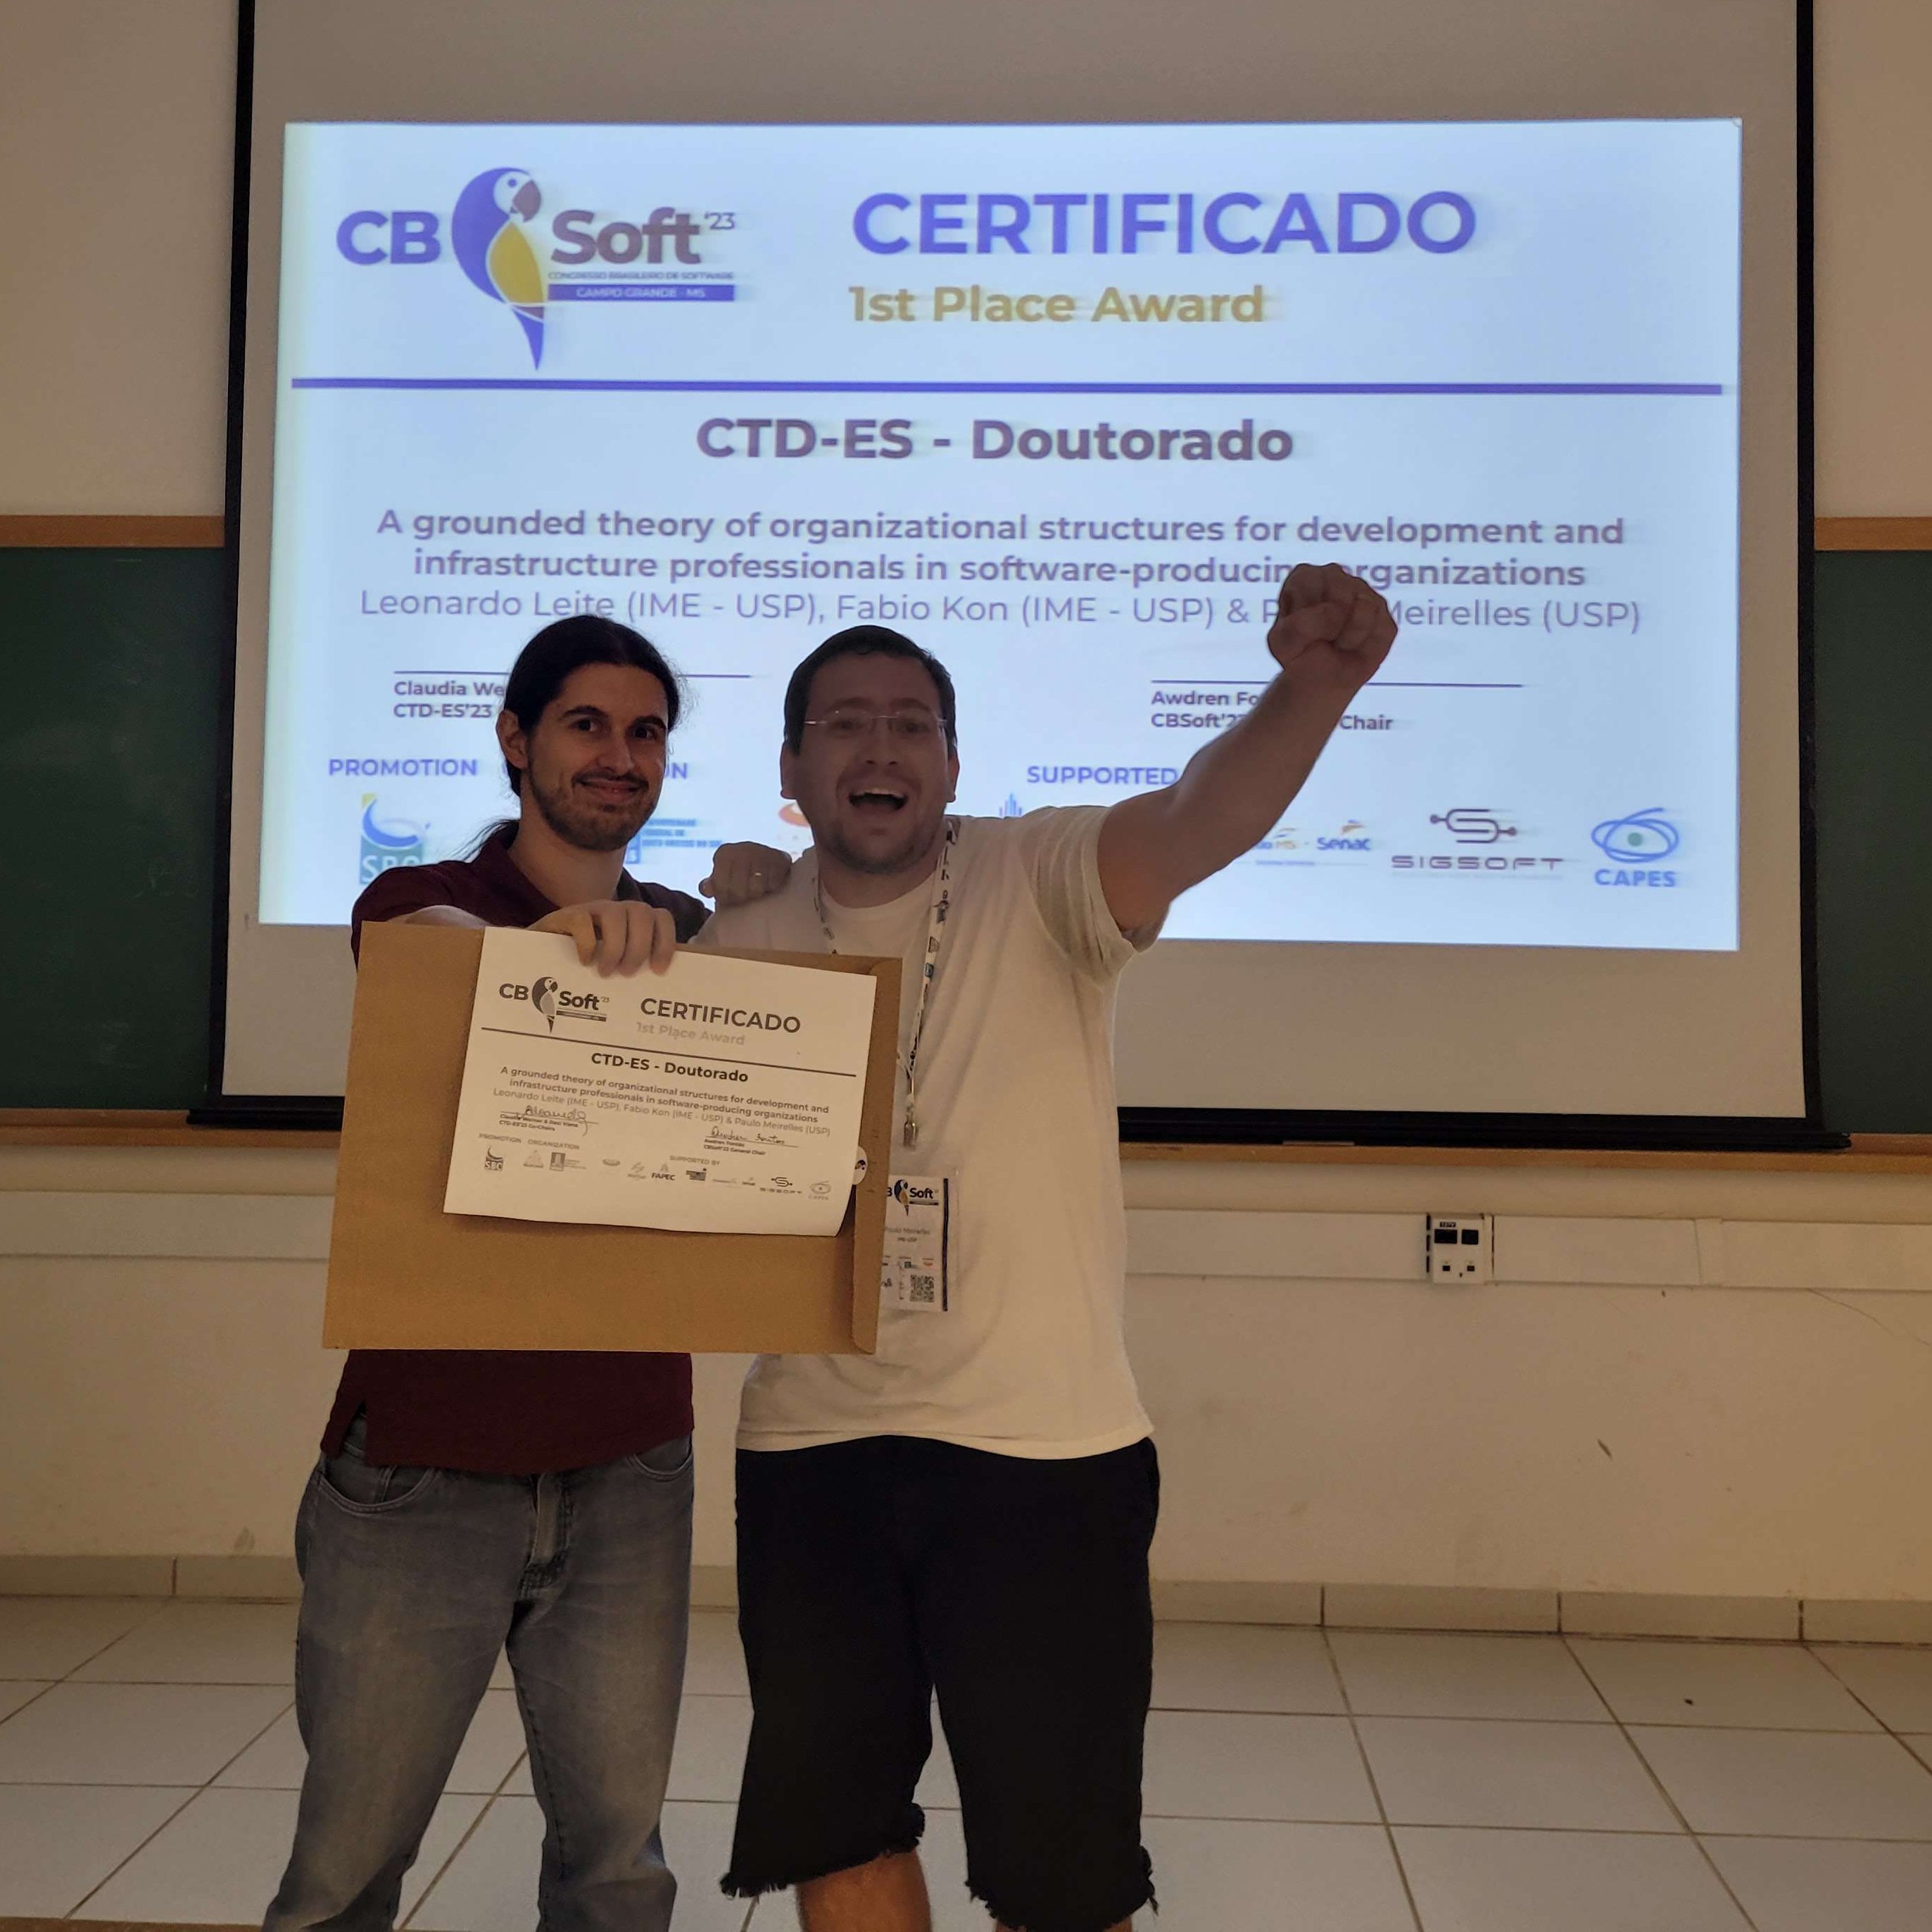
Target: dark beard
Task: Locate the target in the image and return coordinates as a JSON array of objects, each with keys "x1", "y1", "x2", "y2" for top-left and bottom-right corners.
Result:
[{"x1": 527, "y1": 766, "x2": 654, "y2": 853}]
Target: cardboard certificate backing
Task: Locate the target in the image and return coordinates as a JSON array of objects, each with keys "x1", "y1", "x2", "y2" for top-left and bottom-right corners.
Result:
[{"x1": 324, "y1": 922, "x2": 899, "y2": 1353}]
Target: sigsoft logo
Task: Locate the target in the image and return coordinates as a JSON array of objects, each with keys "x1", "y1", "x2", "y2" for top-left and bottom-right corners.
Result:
[{"x1": 1429, "y1": 807, "x2": 1516, "y2": 846}]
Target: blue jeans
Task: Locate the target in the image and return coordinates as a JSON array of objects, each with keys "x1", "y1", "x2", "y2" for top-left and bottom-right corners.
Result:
[{"x1": 265, "y1": 1416, "x2": 694, "y2": 1932}]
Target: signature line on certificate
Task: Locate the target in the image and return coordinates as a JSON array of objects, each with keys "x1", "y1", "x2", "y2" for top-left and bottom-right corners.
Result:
[{"x1": 479, "y1": 1025, "x2": 861, "y2": 1079}]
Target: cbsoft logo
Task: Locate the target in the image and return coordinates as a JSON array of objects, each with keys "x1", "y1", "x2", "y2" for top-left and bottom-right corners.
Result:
[
  {"x1": 336, "y1": 167, "x2": 726, "y2": 368},
  {"x1": 499, "y1": 977, "x2": 609, "y2": 1029},
  {"x1": 336, "y1": 166, "x2": 548, "y2": 364}
]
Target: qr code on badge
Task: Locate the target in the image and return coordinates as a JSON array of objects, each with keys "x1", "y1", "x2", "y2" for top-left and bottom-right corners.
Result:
[{"x1": 908, "y1": 1274, "x2": 937, "y2": 1304}]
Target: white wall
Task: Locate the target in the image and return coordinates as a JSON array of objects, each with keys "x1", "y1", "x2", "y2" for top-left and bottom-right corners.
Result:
[
  {"x1": 1, "y1": 0, "x2": 1929, "y2": 515},
  {"x1": 6, "y1": 1146, "x2": 1931, "y2": 1601}
]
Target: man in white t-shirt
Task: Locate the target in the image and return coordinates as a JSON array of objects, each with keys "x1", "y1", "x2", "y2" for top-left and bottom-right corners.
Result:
[{"x1": 702, "y1": 563, "x2": 1396, "y2": 1932}]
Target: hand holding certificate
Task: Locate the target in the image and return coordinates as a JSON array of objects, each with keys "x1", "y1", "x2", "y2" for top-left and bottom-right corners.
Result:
[{"x1": 445, "y1": 928, "x2": 877, "y2": 1237}]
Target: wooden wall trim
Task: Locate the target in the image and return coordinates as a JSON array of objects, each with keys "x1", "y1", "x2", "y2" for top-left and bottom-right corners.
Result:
[
  {"x1": 4, "y1": 514, "x2": 1932, "y2": 553},
  {"x1": 0, "y1": 514, "x2": 225, "y2": 548},
  {"x1": 1814, "y1": 517, "x2": 1932, "y2": 551}
]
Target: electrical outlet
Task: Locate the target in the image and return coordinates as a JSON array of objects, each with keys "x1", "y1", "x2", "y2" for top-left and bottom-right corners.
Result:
[{"x1": 1425, "y1": 1213, "x2": 1493, "y2": 1283}]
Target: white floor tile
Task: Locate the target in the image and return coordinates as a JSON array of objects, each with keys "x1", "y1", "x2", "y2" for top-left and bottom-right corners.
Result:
[
  {"x1": 211, "y1": 1705, "x2": 307, "y2": 1790},
  {"x1": 75, "y1": 1600, "x2": 299, "y2": 1686},
  {"x1": 669, "y1": 1694, "x2": 753, "y2": 1803},
  {"x1": 0, "y1": 1596, "x2": 163, "y2": 1680},
  {"x1": 686, "y1": 1609, "x2": 750, "y2": 1696},
  {"x1": 915, "y1": 1708, "x2": 959, "y2": 1811},
  {"x1": 1149, "y1": 1817, "x2": 1417, "y2": 1931},
  {"x1": 0, "y1": 1681, "x2": 290, "y2": 1785},
  {"x1": 1142, "y1": 1710, "x2": 1379, "y2": 1822},
  {"x1": 1631, "y1": 1726, "x2": 1932, "y2": 1838},
  {"x1": 662, "y1": 1800, "x2": 752, "y2": 1932},
  {"x1": 406, "y1": 1795, "x2": 742, "y2": 1932},
  {"x1": 1703, "y1": 1834, "x2": 1932, "y2": 1932},
  {"x1": 1358, "y1": 1717, "x2": 1679, "y2": 1831},
  {"x1": 1905, "y1": 1735, "x2": 1932, "y2": 1776},
  {"x1": 1395, "y1": 1826, "x2": 1750, "y2": 1931},
  {"x1": 0, "y1": 1681, "x2": 50, "y2": 1723},
  {"x1": 1812, "y1": 1646, "x2": 1932, "y2": 1732},
  {"x1": 920, "y1": 1811, "x2": 1410, "y2": 1932},
  {"x1": 72, "y1": 1784, "x2": 484, "y2": 1924},
  {"x1": 405, "y1": 1796, "x2": 542, "y2": 1932},
  {"x1": 0, "y1": 1783, "x2": 192, "y2": 1915},
  {"x1": 1570, "y1": 1639, "x2": 1880, "y2": 1731},
  {"x1": 501, "y1": 1693, "x2": 745, "y2": 1802},
  {"x1": 490, "y1": 1648, "x2": 512, "y2": 1689},
  {"x1": 1332, "y1": 1632, "x2": 1608, "y2": 1722},
  {"x1": 1153, "y1": 1623, "x2": 1346, "y2": 1715},
  {"x1": 909, "y1": 1808, "x2": 983, "y2": 1932},
  {"x1": 443, "y1": 1690, "x2": 529, "y2": 1794},
  {"x1": 217, "y1": 1686, "x2": 528, "y2": 1796}
]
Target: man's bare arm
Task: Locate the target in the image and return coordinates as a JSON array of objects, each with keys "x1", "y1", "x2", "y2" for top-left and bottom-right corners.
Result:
[{"x1": 1097, "y1": 564, "x2": 1397, "y2": 933}]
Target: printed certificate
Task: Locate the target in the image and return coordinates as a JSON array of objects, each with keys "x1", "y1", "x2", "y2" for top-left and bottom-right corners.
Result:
[{"x1": 443, "y1": 928, "x2": 877, "y2": 1235}]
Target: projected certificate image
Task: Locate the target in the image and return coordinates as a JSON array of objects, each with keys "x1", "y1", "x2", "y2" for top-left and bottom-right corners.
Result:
[{"x1": 260, "y1": 118, "x2": 1741, "y2": 952}]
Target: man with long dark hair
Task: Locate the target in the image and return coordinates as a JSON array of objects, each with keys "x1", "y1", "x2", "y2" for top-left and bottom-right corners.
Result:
[{"x1": 267, "y1": 615, "x2": 786, "y2": 1932}]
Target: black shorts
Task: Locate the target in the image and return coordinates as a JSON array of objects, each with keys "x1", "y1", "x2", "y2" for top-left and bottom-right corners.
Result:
[{"x1": 722, "y1": 1434, "x2": 1159, "y2": 1932}]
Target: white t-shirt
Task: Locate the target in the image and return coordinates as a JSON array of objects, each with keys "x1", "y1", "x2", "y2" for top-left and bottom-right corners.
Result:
[{"x1": 694, "y1": 807, "x2": 1156, "y2": 1459}]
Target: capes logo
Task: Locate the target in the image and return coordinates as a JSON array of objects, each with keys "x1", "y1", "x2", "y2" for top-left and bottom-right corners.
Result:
[
  {"x1": 1591, "y1": 809, "x2": 1681, "y2": 888},
  {"x1": 499, "y1": 977, "x2": 607, "y2": 1028},
  {"x1": 336, "y1": 168, "x2": 721, "y2": 367}
]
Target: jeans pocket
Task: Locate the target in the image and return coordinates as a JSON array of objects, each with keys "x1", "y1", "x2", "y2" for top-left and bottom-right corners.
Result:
[
  {"x1": 317, "y1": 1446, "x2": 440, "y2": 1513},
  {"x1": 624, "y1": 1433, "x2": 695, "y2": 1480}
]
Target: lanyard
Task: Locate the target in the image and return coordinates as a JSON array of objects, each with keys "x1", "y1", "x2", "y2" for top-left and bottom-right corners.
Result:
[{"x1": 814, "y1": 818, "x2": 956, "y2": 1150}]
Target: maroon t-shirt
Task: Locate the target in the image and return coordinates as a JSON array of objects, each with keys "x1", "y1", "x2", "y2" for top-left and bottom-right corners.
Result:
[{"x1": 321, "y1": 825, "x2": 708, "y2": 1474}]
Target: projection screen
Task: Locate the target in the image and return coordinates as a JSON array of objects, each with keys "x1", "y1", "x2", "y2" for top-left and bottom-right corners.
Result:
[{"x1": 216, "y1": 0, "x2": 1813, "y2": 1139}]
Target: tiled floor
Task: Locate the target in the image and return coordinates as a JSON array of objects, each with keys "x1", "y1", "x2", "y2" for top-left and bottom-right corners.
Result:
[{"x1": 3, "y1": 1599, "x2": 1931, "y2": 1928}]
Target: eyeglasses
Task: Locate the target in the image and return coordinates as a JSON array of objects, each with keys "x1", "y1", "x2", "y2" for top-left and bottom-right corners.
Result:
[{"x1": 801, "y1": 708, "x2": 944, "y2": 744}]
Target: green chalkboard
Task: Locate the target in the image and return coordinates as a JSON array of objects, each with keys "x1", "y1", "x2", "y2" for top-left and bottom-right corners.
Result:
[
  {"x1": 1813, "y1": 553, "x2": 1932, "y2": 1131},
  {"x1": 1, "y1": 545, "x2": 1928, "y2": 1128},
  {"x1": 0, "y1": 549, "x2": 225, "y2": 1107}
]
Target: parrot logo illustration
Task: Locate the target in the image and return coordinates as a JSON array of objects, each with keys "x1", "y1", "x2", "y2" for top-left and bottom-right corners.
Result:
[
  {"x1": 452, "y1": 168, "x2": 548, "y2": 366},
  {"x1": 530, "y1": 977, "x2": 560, "y2": 1030}
]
